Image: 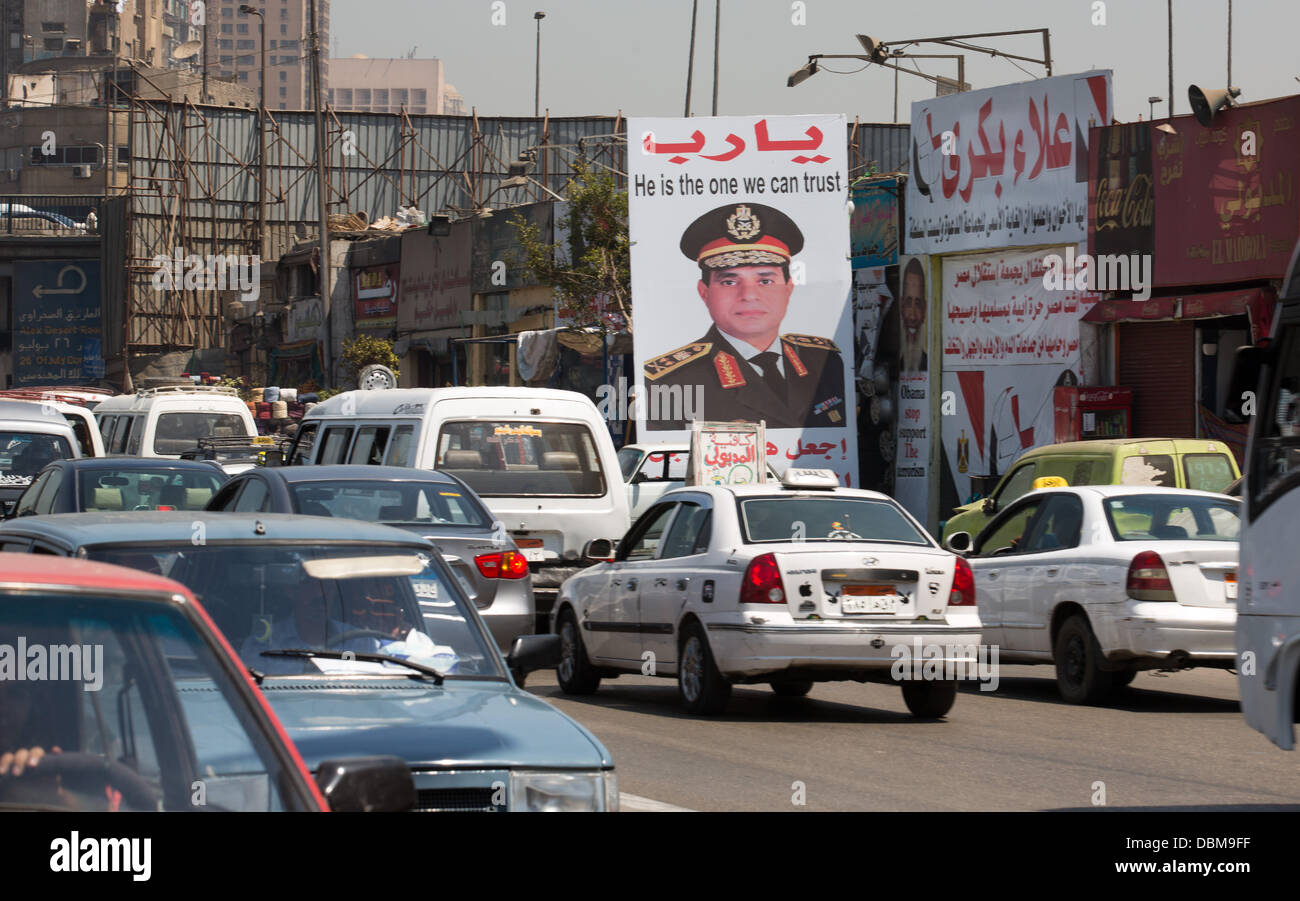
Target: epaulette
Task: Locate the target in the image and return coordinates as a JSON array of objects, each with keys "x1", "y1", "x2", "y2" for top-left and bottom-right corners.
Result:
[
  {"x1": 644, "y1": 342, "x2": 712, "y2": 380},
  {"x1": 783, "y1": 333, "x2": 840, "y2": 352}
]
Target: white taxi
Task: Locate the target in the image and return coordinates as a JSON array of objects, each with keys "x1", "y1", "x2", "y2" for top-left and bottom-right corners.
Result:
[
  {"x1": 948, "y1": 485, "x2": 1240, "y2": 704},
  {"x1": 553, "y1": 470, "x2": 982, "y2": 716}
]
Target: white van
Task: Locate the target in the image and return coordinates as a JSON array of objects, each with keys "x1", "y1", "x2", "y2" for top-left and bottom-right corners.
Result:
[
  {"x1": 0, "y1": 400, "x2": 81, "y2": 515},
  {"x1": 94, "y1": 385, "x2": 257, "y2": 459},
  {"x1": 0, "y1": 391, "x2": 105, "y2": 457},
  {"x1": 291, "y1": 387, "x2": 632, "y2": 625}
]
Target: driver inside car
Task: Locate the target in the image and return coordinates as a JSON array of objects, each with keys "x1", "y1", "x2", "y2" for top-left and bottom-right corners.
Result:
[{"x1": 240, "y1": 579, "x2": 389, "y2": 674}]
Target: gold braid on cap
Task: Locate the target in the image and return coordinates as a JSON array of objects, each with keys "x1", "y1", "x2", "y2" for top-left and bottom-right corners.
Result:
[{"x1": 702, "y1": 249, "x2": 788, "y2": 269}]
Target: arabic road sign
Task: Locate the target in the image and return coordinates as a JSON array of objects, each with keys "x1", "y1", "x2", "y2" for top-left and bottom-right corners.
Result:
[{"x1": 13, "y1": 260, "x2": 102, "y2": 386}]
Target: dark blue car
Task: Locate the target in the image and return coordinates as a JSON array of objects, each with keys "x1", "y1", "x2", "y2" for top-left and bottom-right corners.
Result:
[{"x1": 8, "y1": 457, "x2": 228, "y2": 517}]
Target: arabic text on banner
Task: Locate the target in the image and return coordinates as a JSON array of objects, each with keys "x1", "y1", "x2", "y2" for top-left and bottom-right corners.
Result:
[
  {"x1": 628, "y1": 114, "x2": 859, "y2": 487},
  {"x1": 942, "y1": 246, "x2": 1098, "y2": 370},
  {"x1": 906, "y1": 71, "x2": 1112, "y2": 254}
]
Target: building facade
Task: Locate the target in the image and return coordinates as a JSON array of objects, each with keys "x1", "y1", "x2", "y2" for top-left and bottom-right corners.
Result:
[
  {"x1": 208, "y1": 0, "x2": 328, "y2": 110},
  {"x1": 327, "y1": 56, "x2": 463, "y2": 115}
]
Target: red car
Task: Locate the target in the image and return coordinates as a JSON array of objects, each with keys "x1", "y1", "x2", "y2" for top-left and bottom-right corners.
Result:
[{"x1": 0, "y1": 555, "x2": 412, "y2": 811}]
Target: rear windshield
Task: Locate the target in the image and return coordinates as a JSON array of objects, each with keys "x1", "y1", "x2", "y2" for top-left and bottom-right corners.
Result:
[
  {"x1": 78, "y1": 467, "x2": 225, "y2": 511},
  {"x1": 435, "y1": 420, "x2": 607, "y2": 498},
  {"x1": 1103, "y1": 495, "x2": 1240, "y2": 541},
  {"x1": 1182, "y1": 453, "x2": 1235, "y2": 493},
  {"x1": 1119, "y1": 454, "x2": 1177, "y2": 487},
  {"x1": 740, "y1": 496, "x2": 930, "y2": 545},
  {"x1": 290, "y1": 480, "x2": 491, "y2": 528},
  {"x1": 0, "y1": 432, "x2": 73, "y2": 485},
  {"x1": 153, "y1": 413, "x2": 249, "y2": 455}
]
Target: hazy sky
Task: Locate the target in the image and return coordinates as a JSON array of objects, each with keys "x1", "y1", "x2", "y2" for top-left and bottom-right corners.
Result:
[{"x1": 331, "y1": 0, "x2": 1297, "y2": 124}]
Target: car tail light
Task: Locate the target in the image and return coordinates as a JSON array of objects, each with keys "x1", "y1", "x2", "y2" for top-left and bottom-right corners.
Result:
[
  {"x1": 948, "y1": 556, "x2": 976, "y2": 606},
  {"x1": 1127, "y1": 550, "x2": 1176, "y2": 601},
  {"x1": 740, "y1": 552, "x2": 786, "y2": 604},
  {"x1": 156, "y1": 505, "x2": 175, "y2": 511},
  {"x1": 475, "y1": 550, "x2": 530, "y2": 580}
]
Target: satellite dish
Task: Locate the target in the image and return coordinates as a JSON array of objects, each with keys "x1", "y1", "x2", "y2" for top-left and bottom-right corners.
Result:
[
  {"x1": 358, "y1": 364, "x2": 397, "y2": 391},
  {"x1": 172, "y1": 40, "x2": 202, "y2": 61}
]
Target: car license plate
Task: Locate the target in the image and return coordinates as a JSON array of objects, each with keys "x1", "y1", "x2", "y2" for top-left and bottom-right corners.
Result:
[
  {"x1": 1225, "y1": 572, "x2": 1237, "y2": 601},
  {"x1": 514, "y1": 538, "x2": 546, "y2": 562},
  {"x1": 840, "y1": 585, "x2": 897, "y2": 614}
]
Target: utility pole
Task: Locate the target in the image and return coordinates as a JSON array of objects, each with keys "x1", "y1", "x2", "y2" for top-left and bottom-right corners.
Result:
[
  {"x1": 106, "y1": 7, "x2": 116, "y2": 195},
  {"x1": 1167, "y1": 0, "x2": 1174, "y2": 116},
  {"x1": 309, "y1": 0, "x2": 332, "y2": 383},
  {"x1": 711, "y1": 0, "x2": 720, "y2": 115},
  {"x1": 684, "y1": 0, "x2": 698, "y2": 116}
]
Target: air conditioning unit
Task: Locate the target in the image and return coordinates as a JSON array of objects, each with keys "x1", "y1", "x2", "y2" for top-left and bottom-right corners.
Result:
[{"x1": 72, "y1": 164, "x2": 93, "y2": 178}]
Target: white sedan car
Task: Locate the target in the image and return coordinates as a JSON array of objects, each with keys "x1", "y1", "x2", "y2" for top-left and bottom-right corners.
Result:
[
  {"x1": 947, "y1": 485, "x2": 1239, "y2": 704},
  {"x1": 553, "y1": 470, "x2": 982, "y2": 717}
]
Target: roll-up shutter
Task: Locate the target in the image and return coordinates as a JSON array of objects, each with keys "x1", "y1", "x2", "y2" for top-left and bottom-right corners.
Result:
[{"x1": 1117, "y1": 321, "x2": 1195, "y2": 437}]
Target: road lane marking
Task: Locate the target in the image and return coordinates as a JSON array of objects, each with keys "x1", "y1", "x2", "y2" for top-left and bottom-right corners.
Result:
[{"x1": 619, "y1": 792, "x2": 696, "y2": 812}]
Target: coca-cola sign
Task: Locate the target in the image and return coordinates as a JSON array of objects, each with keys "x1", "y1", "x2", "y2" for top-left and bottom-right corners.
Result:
[{"x1": 1089, "y1": 122, "x2": 1155, "y2": 259}]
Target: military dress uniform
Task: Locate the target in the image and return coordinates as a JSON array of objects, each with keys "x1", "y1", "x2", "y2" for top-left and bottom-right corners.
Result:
[{"x1": 642, "y1": 202, "x2": 847, "y2": 431}]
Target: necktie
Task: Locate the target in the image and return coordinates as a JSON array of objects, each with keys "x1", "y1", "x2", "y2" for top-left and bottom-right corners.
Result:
[{"x1": 752, "y1": 351, "x2": 787, "y2": 400}]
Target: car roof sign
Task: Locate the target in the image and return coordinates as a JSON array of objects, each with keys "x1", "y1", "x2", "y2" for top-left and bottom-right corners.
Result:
[
  {"x1": 1033, "y1": 476, "x2": 1069, "y2": 490},
  {"x1": 780, "y1": 468, "x2": 840, "y2": 490}
]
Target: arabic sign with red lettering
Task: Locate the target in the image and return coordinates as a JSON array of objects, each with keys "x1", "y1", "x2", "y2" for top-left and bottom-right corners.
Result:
[
  {"x1": 629, "y1": 114, "x2": 858, "y2": 487},
  {"x1": 1152, "y1": 95, "x2": 1300, "y2": 287},
  {"x1": 354, "y1": 263, "x2": 398, "y2": 328},
  {"x1": 942, "y1": 246, "x2": 1098, "y2": 369},
  {"x1": 907, "y1": 71, "x2": 1112, "y2": 254},
  {"x1": 688, "y1": 421, "x2": 767, "y2": 487},
  {"x1": 399, "y1": 221, "x2": 471, "y2": 332}
]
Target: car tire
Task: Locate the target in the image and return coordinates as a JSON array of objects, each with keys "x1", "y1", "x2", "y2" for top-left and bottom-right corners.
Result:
[
  {"x1": 678, "y1": 622, "x2": 731, "y2": 715},
  {"x1": 1054, "y1": 614, "x2": 1114, "y2": 705},
  {"x1": 900, "y1": 680, "x2": 957, "y2": 718},
  {"x1": 556, "y1": 608, "x2": 601, "y2": 695},
  {"x1": 770, "y1": 680, "x2": 814, "y2": 698}
]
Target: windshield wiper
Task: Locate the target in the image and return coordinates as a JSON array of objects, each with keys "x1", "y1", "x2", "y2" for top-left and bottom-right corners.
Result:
[{"x1": 259, "y1": 648, "x2": 445, "y2": 685}]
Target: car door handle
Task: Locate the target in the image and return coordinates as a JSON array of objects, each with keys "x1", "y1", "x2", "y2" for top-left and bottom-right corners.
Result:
[
  {"x1": 625, "y1": 578, "x2": 638, "y2": 590},
  {"x1": 1046, "y1": 567, "x2": 1060, "y2": 577},
  {"x1": 676, "y1": 578, "x2": 691, "y2": 590},
  {"x1": 986, "y1": 570, "x2": 999, "y2": 580},
  {"x1": 654, "y1": 578, "x2": 668, "y2": 587}
]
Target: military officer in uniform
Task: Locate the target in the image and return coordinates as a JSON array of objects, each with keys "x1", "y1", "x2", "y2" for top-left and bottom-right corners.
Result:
[{"x1": 643, "y1": 202, "x2": 846, "y2": 430}]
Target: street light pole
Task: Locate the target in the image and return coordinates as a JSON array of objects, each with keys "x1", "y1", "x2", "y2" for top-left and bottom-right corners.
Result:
[
  {"x1": 240, "y1": 5, "x2": 266, "y2": 260},
  {"x1": 534, "y1": 11, "x2": 545, "y2": 117}
]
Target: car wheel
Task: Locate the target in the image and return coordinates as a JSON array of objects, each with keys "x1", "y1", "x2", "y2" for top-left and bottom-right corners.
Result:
[
  {"x1": 1109, "y1": 666, "x2": 1138, "y2": 688},
  {"x1": 1054, "y1": 614, "x2": 1114, "y2": 705},
  {"x1": 900, "y1": 680, "x2": 957, "y2": 718},
  {"x1": 556, "y1": 608, "x2": 600, "y2": 695},
  {"x1": 678, "y1": 622, "x2": 731, "y2": 715},
  {"x1": 770, "y1": 680, "x2": 814, "y2": 698}
]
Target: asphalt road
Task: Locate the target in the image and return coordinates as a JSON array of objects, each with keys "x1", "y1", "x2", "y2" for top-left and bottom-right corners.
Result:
[{"x1": 525, "y1": 665, "x2": 1300, "y2": 811}]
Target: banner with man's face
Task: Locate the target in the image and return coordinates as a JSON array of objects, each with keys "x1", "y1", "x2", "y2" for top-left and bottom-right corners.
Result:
[
  {"x1": 629, "y1": 115, "x2": 858, "y2": 486},
  {"x1": 894, "y1": 254, "x2": 931, "y2": 521}
]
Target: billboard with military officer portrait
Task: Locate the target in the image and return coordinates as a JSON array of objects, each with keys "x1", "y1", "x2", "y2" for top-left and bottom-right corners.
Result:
[{"x1": 629, "y1": 114, "x2": 859, "y2": 486}]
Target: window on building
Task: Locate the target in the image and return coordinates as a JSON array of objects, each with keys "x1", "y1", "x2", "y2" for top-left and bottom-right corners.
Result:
[
  {"x1": 221, "y1": 23, "x2": 232, "y2": 33},
  {"x1": 279, "y1": 86, "x2": 287, "y2": 98},
  {"x1": 337, "y1": 88, "x2": 352, "y2": 105},
  {"x1": 374, "y1": 89, "x2": 388, "y2": 106},
  {"x1": 237, "y1": 23, "x2": 248, "y2": 33},
  {"x1": 43, "y1": 38, "x2": 63, "y2": 52},
  {"x1": 279, "y1": 70, "x2": 287, "y2": 81},
  {"x1": 42, "y1": 22, "x2": 67, "y2": 33},
  {"x1": 279, "y1": 23, "x2": 287, "y2": 33},
  {"x1": 412, "y1": 89, "x2": 426, "y2": 105},
  {"x1": 237, "y1": 39, "x2": 254, "y2": 49},
  {"x1": 218, "y1": 38, "x2": 232, "y2": 49},
  {"x1": 222, "y1": 6, "x2": 232, "y2": 15},
  {"x1": 117, "y1": 146, "x2": 129, "y2": 164},
  {"x1": 355, "y1": 89, "x2": 370, "y2": 105},
  {"x1": 280, "y1": 39, "x2": 298, "y2": 49},
  {"x1": 239, "y1": 71, "x2": 248, "y2": 81},
  {"x1": 393, "y1": 89, "x2": 408, "y2": 106},
  {"x1": 220, "y1": 55, "x2": 233, "y2": 65}
]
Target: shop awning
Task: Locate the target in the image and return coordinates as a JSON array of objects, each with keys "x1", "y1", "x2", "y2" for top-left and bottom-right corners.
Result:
[{"x1": 1083, "y1": 286, "x2": 1275, "y2": 326}]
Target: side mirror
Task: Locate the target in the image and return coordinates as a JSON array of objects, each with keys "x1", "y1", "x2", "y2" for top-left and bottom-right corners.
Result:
[
  {"x1": 506, "y1": 633, "x2": 561, "y2": 675},
  {"x1": 583, "y1": 538, "x2": 615, "y2": 562},
  {"x1": 631, "y1": 471, "x2": 651, "y2": 484},
  {"x1": 315, "y1": 756, "x2": 415, "y2": 812},
  {"x1": 982, "y1": 497, "x2": 997, "y2": 515},
  {"x1": 944, "y1": 531, "x2": 972, "y2": 555}
]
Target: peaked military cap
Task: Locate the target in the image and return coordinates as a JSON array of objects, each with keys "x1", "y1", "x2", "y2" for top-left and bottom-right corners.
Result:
[{"x1": 680, "y1": 202, "x2": 805, "y2": 270}]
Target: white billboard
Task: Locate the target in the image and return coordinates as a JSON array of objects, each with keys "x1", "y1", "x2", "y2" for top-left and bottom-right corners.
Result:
[
  {"x1": 629, "y1": 114, "x2": 858, "y2": 486},
  {"x1": 906, "y1": 71, "x2": 1113, "y2": 254}
]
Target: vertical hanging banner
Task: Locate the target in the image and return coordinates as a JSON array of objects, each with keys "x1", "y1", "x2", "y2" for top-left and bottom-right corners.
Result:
[
  {"x1": 907, "y1": 71, "x2": 1113, "y2": 254},
  {"x1": 850, "y1": 178, "x2": 899, "y2": 269},
  {"x1": 630, "y1": 115, "x2": 858, "y2": 486},
  {"x1": 894, "y1": 255, "x2": 931, "y2": 521}
]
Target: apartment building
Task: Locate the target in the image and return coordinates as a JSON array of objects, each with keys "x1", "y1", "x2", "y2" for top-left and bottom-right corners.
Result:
[
  {"x1": 208, "y1": 0, "x2": 328, "y2": 110},
  {"x1": 327, "y1": 56, "x2": 465, "y2": 115}
]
